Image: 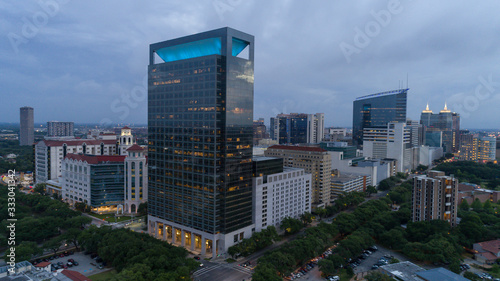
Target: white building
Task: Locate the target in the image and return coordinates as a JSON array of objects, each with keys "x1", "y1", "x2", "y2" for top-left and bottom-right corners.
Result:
[
  {"x1": 363, "y1": 122, "x2": 411, "y2": 173},
  {"x1": 47, "y1": 121, "x2": 74, "y2": 137},
  {"x1": 253, "y1": 165, "x2": 312, "y2": 232},
  {"x1": 124, "y1": 144, "x2": 148, "y2": 214},
  {"x1": 331, "y1": 172, "x2": 371, "y2": 197},
  {"x1": 35, "y1": 138, "x2": 117, "y2": 186},
  {"x1": 308, "y1": 113, "x2": 325, "y2": 143}
]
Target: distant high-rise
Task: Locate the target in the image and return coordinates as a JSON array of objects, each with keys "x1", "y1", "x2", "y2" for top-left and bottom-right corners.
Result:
[
  {"x1": 47, "y1": 121, "x2": 74, "y2": 137},
  {"x1": 147, "y1": 28, "x2": 254, "y2": 258},
  {"x1": 420, "y1": 103, "x2": 460, "y2": 153},
  {"x1": 412, "y1": 171, "x2": 458, "y2": 227},
  {"x1": 352, "y1": 89, "x2": 408, "y2": 146},
  {"x1": 459, "y1": 133, "x2": 496, "y2": 162},
  {"x1": 270, "y1": 113, "x2": 324, "y2": 144},
  {"x1": 19, "y1": 106, "x2": 34, "y2": 146}
]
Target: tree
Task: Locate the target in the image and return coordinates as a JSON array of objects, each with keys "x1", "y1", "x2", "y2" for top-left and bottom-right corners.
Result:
[
  {"x1": 43, "y1": 236, "x2": 64, "y2": 256},
  {"x1": 65, "y1": 216, "x2": 92, "y2": 230},
  {"x1": 315, "y1": 207, "x2": 327, "y2": 220},
  {"x1": 318, "y1": 259, "x2": 336, "y2": 275},
  {"x1": 34, "y1": 183, "x2": 46, "y2": 195},
  {"x1": 416, "y1": 164, "x2": 428, "y2": 172},
  {"x1": 378, "y1": 180, "x2": 391, "y2": 191},
  {"x1": 459, "y1": 200, "x2": 470, "y2": 211},
  {"x1": 379, "y1": 228, "x2": 408, "y2": 250},
  {"x1": 366, "y1": 185, "x2": 378, "y2": 196},
  {"x1": 63, "y1": 228, "x2": 84, "y2": 250},
  {"x1": 483, "y1": 200, "x2": 494, "y2": 213},
  {"x1": 74, "y1": 202, "x2": 90, "y2": 212},
  {"x1": 280, "y1": 217, "x2": 304, "y2": 234},
  {"x1": 252, "y1": 263, "x2": 282, "y2": 281},
  {"x1": 471, "y1": 198, "x2": 483, "y2": 211},
  {"x1": 300, "y1": 212, "x2": 313, "y2": 225},
  {"x1": 137, "y1": 202, "x2": 147, "y2": 216},
  {"x1": 3, "y1": 241, "x2": 42, "y2": 263}
]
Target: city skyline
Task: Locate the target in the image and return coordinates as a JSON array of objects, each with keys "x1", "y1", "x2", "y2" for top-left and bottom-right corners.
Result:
[{"x1": 2, "y1": 1, "x2": 500, "y2": 128}]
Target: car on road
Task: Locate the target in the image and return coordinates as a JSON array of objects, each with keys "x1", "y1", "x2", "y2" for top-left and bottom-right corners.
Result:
[
  {"x1": 73, "y1": 261, "x2": 79, "y2": 266},
  {"x1": 194, "y1": 256, "x2": 200, "y2": 260}
]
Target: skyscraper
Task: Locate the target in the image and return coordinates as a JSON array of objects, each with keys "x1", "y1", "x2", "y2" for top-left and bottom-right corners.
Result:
[
  {"x1": 147, "y1": 28, "x2": 254, "y2": 257},
  {"x1": 19, "y1": 106, "x2": 34, "y2": 146},
  {"x1": 420, "y1": 103, "x2": 460, "y2": 153},
  {"x1": 352, "y1": 89, "x2": 408, "y2": 146},
  {"x1": 270, "y1": 113, "x2": 324, "y2": 144}
]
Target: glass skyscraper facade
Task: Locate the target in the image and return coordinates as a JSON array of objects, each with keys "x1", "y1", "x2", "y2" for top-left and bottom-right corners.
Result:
[
  {"x1": 352, "y1": 89, "x2": 408, "y2": 146},
  {"x1": 148, "y1": 27, "x2": 254, "y2": 247}
]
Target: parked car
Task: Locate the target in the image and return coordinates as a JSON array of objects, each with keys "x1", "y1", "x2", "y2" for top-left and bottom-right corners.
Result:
[{"x1": 73, "y1": 261, "x2": 79, "y2": 266}]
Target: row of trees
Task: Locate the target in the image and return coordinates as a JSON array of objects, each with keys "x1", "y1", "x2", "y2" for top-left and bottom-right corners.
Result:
[
  {"x1": 253, "y1": 221, "x2": 340, "y2": 281},
  {"x1": 227, "y1": 226, "x2": 280, "y2": 258}
]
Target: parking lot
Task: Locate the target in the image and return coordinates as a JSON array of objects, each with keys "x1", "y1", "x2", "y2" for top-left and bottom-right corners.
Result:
[
  {"x1": 34, "y1": 251, "x2": 110, "y2": 276},
  {"x1": 353, "y1": 244, "x2": 410, "y2": 275}
]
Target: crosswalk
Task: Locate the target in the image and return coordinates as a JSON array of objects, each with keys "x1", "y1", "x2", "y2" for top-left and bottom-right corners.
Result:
[
  {"x1": 193, "y1": 263, "x2": 253, "y2": 278},
  {"x1": 193, "y1": 264, "x2": 223, "y2": 276}
]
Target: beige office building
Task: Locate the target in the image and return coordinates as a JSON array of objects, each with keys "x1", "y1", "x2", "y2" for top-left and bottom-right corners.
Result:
[{"x1": 265, "y1": 145, "x2": 331, "y2": 208}]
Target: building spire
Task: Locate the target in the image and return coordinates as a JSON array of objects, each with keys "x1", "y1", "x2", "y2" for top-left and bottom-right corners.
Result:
[
  {"x1": 440, "y1": 102, "x2": 451, "y2": 113},
  {"x1": 422, "y1": 102, "x2": 432, "y2": 113}
]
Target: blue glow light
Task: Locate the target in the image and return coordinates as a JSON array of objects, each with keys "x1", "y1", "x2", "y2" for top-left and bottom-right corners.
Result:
[
  {"x1": 156, "y1": 38, "x2": 221, "y2": 63},
  {"x1": 232, "y1": 38, "x2": 249, "y2": 57}
]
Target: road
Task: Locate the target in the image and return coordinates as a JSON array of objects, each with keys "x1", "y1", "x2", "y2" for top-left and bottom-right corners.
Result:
[{"x1": 193, "y1": 260, "x2": 253, "y2": 281}]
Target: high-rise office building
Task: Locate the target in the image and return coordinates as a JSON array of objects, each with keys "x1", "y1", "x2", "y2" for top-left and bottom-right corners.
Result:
[
  {"x1": 362, "y1": 122, "x2": 411, "y2": 172},
  {"x1": 47, "y1": 121, "x2": 74, "y2": 137},
  {"x1": 420, "y1": 103, "x2": 460, "y2": 153},
  {"x1": 20, "y1": 106, "x2": 34, "y2": 146},
  {"x1": 352, "y1": 89, "x2": 408, "y2": 146},
  {"x1": 412, "y1": 171, "x2": 458, "y2": 227},
  {"x1": 270, "y1": 113, "x2": 324, "y2": 144},
  {"x1": 147, "y1": 28, "x2": 254, "y2": 257}
]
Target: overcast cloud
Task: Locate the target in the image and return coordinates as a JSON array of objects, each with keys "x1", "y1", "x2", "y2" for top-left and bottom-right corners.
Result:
[{"x1": 1, "y1": 0, "x2": 500, "y2": 128}]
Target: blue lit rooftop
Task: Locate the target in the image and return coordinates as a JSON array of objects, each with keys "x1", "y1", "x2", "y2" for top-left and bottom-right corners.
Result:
[{"x1": 355, "y1": 88, "x2": 409, "y2": 101}]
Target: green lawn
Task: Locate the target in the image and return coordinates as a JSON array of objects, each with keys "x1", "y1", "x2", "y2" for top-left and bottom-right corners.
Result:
[
  {"x1": 88, "y1": 213, "x2": 132, "y2": 222},
  {"x1": 89, "y1": 269, "x2": 118, "y2": 280}
]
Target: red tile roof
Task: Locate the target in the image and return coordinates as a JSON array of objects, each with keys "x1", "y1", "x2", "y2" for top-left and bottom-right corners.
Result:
[
  {"x1": 65, "y1": 154, "x2": 126, "y2": 164},
  {"x1": 61, "y1": 269, "x2": 92, "y2": 281},
  {"x1": 126, "y1": 144, "x2": 144, "y2": 152},
  {"x1": 35, "y1": 261, "x2": 51, "y2": 267},
  {"x1": 267, "y1": 145, "x2": 327, "y2": 152},
  {"x1": 41, "y1": 139, "x2": 116, "y2": 147},
  {"x1": 478, "y1": 240, "x2": 500, "y2": 255},
  {"x1": 478, "y1": 251, "x2": 498, "y2": 261},
  {"x1": 122, "y1": 126, "x2": 131, "y2": 129}
]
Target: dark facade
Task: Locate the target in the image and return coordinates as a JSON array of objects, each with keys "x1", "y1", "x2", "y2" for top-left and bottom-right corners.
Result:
[
  {"x1": 270, "y1": 113, "x2": 308, "y2": 144},
  {"x1": 352, "y1": 89, "x2": 407, "y2": 146},
  {"x1": 420, "y1": 105, "x2": 460, "y2": 153},
  {"x1": 20, "y1": 106, "x2": 34, "y2": 146},
  {"x1": 252, "y1": 156, "x2": 283, "y2": 177},
  {"x1": 90, "y1": 163, "x2": 125, "y2": 207},
  {"x1": 148, "y1": 28, "x2": 254, "y2": 235}
]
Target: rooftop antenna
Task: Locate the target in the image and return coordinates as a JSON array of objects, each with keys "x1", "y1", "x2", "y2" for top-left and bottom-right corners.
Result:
[{"x1": 406, "y1": 73, "x2": 409, "y2": 89}]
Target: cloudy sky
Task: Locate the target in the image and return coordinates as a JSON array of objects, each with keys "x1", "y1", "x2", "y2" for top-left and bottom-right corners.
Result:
[{"x1": 1, "y1": 0, "x2": 500, "y2": 128}]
